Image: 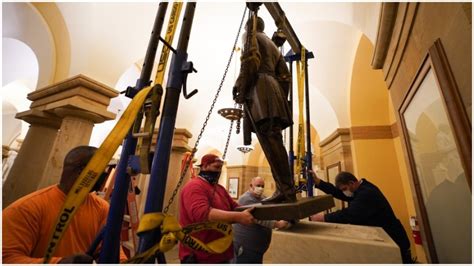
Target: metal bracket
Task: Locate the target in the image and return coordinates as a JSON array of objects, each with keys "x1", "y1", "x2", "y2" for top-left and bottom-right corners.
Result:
[{"x1": 182, "y1": 61, "x2": 198, "y2": 99}]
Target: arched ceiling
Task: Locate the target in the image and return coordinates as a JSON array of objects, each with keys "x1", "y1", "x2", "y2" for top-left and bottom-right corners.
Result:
[
  {"x1": 2, "y1": 38, "x2": 38, "y2": 89},
  {"x1": 2, "y1": 3, "x2": 55, "y2": 88},
  {"x1": 3, "y1": 2, "x2": 382, "y2": 165}
]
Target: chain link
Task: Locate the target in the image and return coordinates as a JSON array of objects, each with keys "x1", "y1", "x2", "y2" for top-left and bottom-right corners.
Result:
[
  {"x1": 163, "y1": 6, "x2": 248, "y2": 213},
  {"x1": 222, "y1": 120, "x2": 234, "y2": 160}
]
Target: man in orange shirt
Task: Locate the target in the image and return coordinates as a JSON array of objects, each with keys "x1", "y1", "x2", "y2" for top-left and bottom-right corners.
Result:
[{"x1": 2, "y1": 146, "x2": 126, "y2": 263}]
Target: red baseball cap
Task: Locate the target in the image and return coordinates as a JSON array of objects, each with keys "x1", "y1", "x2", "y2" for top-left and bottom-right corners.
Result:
[{"x1": 198, "y1": 153, "x2": 224, "y2": 167}]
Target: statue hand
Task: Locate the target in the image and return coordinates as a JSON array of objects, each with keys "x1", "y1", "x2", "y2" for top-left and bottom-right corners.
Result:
[{"x1": 233, "y1": 86, "x2": 245, "y2": 104}]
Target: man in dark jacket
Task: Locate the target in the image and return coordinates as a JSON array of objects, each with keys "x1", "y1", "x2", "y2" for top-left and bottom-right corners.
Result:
[{"x1": 309, "y1": 170, "x2": 415, "y2": 263}]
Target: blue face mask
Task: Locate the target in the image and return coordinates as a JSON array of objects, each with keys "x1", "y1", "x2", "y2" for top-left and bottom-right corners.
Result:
[{"x1": 200, "y1": 171, "x2": 221, "y2": 184}]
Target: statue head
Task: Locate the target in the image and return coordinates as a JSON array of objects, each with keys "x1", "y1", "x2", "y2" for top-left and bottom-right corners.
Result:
[{"x1": 246, "y1": 16, "x2": 265, "y2": 32}]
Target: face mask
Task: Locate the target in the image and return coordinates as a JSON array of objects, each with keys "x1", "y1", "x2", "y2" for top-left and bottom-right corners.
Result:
[
  {"x1": 253, "y1": 186, "x2": 264, "y2": 197},
  {"x1": 343, "y1": 190, "x2": 353, "y2": 198},
  {"x1": 200, "y1": 171, "x2": 221, "y2": 184}
]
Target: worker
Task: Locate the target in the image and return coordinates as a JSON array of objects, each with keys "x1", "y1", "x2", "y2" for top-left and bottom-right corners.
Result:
[
  {"x1": 309, "y1": 170, "x2": 415, "y2": 263},
  {"x1": 179, "y1": 153, "x2": 255, "y2": 263},
  {"x1": 2, "y1": 146, "x2": 127, "y2": 263},
  {"x1": 233, "y1": 176, "x2": 290, "y2": 263}
]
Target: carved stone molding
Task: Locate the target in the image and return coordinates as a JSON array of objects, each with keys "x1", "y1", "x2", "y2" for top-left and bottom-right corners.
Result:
[{"x1": 372, "y1": 3, "x2": 399, "y2": 69}]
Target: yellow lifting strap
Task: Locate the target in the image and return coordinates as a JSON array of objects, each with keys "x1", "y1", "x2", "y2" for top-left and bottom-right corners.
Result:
[
  {"x1": 295, "y1": 47, "x2": 306, "y2": 185},
  {"x1": 43, "y1": 85, "x2": 153, "y2": 263},
  {"x1": 123, "y1": 213, "x2": 233, "y2": 264},
  {"x1": 138, "y1": 2, "x2": 183, "y2": 174}
]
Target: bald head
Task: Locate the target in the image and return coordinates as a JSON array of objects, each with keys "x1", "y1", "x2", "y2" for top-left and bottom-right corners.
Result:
[
  {"x1": 59, "y1": 146, "x2": 97, "y2": 193},
  {"x1": 250, "y1": 176, "x2": 265, "y2": 198},
  {"x1": 251, "y1": 176, "x2": 264, "y2": 187}
]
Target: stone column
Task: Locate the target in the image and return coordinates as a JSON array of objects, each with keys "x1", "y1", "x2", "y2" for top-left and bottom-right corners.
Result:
[
  {"x1": 136, "y1": 128, "x2": 193, "y2": 217},
  {"x1": 2, "y1": 75, "x2": 118, "y2": 208},
  {"x1": 37, "y1": 108, "x2": 106, "y2": 188},
  {"x1": 2, "y1": 110, "x2": 62, "y2": 208}
]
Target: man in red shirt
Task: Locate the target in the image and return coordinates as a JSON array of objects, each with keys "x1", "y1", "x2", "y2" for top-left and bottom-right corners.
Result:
[{"x1": 178, "y1": 153, "x2": 255, "y2": 263}]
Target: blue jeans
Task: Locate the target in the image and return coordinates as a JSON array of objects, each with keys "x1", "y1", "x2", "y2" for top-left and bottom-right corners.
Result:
[{"x1": 233, "y1": 243, "x2": 264, "y2": 264}]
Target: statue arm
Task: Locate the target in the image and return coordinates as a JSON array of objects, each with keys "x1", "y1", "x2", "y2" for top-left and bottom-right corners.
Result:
[{"x1": 233, "y1": 32, "x2": 261, "y2": 104}]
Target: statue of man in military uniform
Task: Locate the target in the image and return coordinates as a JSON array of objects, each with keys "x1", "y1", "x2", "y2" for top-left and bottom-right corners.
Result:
[{"x1": 233, "y1": 15, "x2": 296, "y2": 204}]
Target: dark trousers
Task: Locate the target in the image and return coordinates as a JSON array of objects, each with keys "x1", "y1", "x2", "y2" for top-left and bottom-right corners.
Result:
[
  {"x1": 400, "y1": 247, "x2": 416, "y2": 264},
  {"x1": 255, "y1": 122, "x2": 294, "y2": 194},
  {"x1": 234, "y1": 243, "x2": 264, "y2": 264}
]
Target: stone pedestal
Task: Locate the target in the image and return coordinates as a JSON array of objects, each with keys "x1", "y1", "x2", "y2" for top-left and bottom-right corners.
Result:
[
  {"x1": 265, "y1": 221, "x2": 401, "y2": 263},
  {"x1": 2, "y1": 75, "x2": 118, "y2": 208}
]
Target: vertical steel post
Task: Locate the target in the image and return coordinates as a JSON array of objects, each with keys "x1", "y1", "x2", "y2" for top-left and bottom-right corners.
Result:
[
  {"x1": 288, "y1": 62, "x2": 295, "y2": 181},
  {"x1": 98, "y1": 3, "x2": 169, "y2": 263},
  {"x1": 137, "y1": 2, "x2": 196, "y2": 261},
  {"x1": 304, "y1": 54, "x2": 314, "y2": 196}
]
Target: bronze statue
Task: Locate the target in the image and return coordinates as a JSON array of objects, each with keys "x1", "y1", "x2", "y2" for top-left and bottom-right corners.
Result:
[{"x1": 233, "y1": 15, "x2": 296, "y2": 204}]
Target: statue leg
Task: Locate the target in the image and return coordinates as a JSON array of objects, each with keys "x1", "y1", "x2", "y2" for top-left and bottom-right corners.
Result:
[{"x1": 256, "y1": 123, "x2": 296, "y2": 204}]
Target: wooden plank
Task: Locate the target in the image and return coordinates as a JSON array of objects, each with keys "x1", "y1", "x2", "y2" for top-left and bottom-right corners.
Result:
[{"x1": 235, "y1": 195, "x2": 335, "y2": 220}]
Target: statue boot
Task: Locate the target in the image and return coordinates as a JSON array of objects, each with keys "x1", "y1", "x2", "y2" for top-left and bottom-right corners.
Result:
[
  {"x1": 255, "y1": 122, "x2": 296, "y2": 204},
  {"x1": 261, "y1": 176, "x2": 296, "y2": 204}
]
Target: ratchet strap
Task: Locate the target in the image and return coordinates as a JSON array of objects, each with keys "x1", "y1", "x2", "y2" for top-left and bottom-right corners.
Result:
[
  {"x1": 136, "y1": 2, "x2": 183, "y2": 174},
  {"x1": 295, "y1": 47, "x2": 306, "y2": 185},
  {"x1": 124, "y1": 213, "x2": 232, "y2": 264}
]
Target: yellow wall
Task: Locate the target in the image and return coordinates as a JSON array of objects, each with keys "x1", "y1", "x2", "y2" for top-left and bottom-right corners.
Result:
[
  {"x1": 349, "y1": 37, "x2": 390, "y2": 127},
  {"x1": 350, "y1": 35, "x2": 426, "y2": 261}
]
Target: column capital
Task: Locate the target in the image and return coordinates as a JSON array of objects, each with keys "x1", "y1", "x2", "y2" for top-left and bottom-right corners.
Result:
[
  {"x1": 16, "y1": 109, "x2": 62, "y2": 128},
  {"x1": 172, "y1": 128, "x2": 193, "y2": 152},
  {"x1": 148, "y1": 128, "x2": 193, "y2": 153},
  {"x1": 27, "y1": 74, "x2": 119, "y2": 122}
]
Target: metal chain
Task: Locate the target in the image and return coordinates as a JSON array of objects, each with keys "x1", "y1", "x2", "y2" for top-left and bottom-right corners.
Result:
[
  {"x1": 222, "y1": 120, "x2": 234, "y2": 160},
  {"x1": 163, "y1": 6, "x2": 248, "y2": 213}
]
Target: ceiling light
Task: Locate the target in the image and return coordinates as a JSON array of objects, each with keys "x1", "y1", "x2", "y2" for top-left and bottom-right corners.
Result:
[{"x1": 237, "y1": 145, "x2": 254, "y2": 153}]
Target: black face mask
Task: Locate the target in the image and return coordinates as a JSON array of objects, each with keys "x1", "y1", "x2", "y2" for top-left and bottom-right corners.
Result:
[{"x1": 200, "y1": 171, "x2": 221, "y2": 184}]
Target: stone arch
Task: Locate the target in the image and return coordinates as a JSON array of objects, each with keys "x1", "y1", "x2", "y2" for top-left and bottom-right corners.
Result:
[
  {"x1": 290, "y1": 20, "x2": 363, "y2": 131},
  {"x1": 31, "y1": 3, "x2": 71, "y2": 83},
  {"x1": 3, "y1": 3, "x2": 57, "y2": 89}
]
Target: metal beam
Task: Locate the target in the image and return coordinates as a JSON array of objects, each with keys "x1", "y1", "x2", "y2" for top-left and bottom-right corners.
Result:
[{"x1": 264, "y1": 2, "x2": 302, "y2": 53}]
